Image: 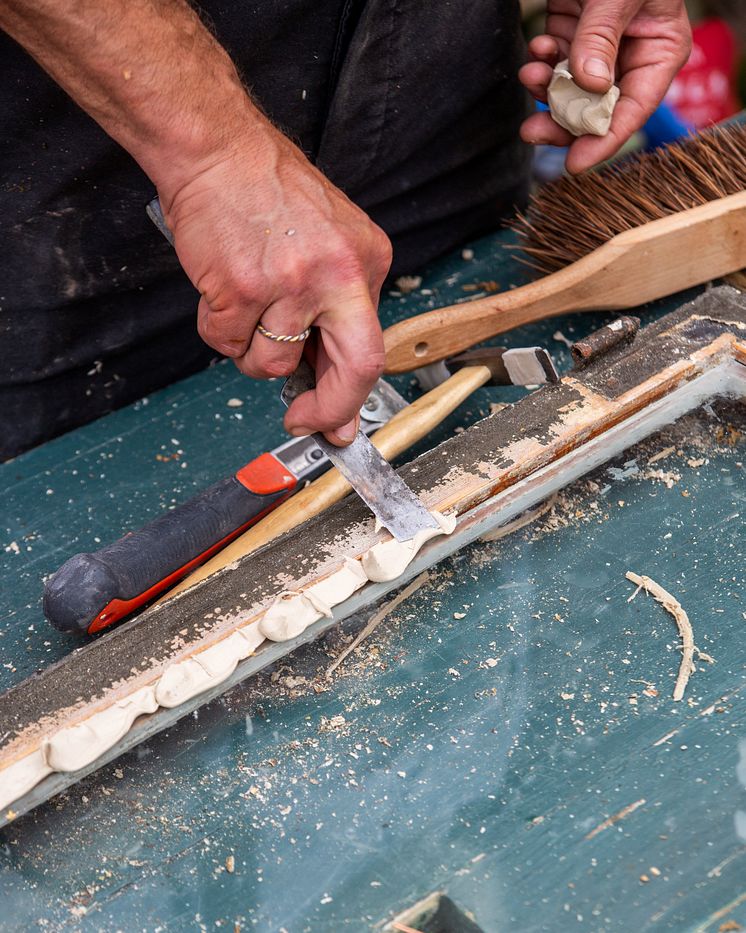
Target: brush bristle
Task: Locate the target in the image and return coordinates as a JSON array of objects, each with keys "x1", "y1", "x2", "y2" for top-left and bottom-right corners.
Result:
[{"x1": 512, "y1": 123, "x2": 746, "y2": 274}]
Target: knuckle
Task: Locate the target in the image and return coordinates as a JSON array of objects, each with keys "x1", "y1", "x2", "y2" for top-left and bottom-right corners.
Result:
[
  {"x1": 319, "y1": 408, "x2": 353, "y2": 432},
  {"x1": 197, "y1": 264, "x2": 265, "y2": 309},
  {"x1": 678, "y1": 30, "x2": 693, "y2": 65},
  {"x1": 239, "y1": 349, "x2": 297, "y2": 380},
  {"x1": 231, "y1": 268, "x2": 263, "y2": 303},
  {"x1": 196, "y1": 314, "x2": 211, "y2": 343},
  {"x1": 198, "y1": 314, "x2": 246, "y2": 356},
  {"x1": 322, "y1": 235, "x2": 366, "y2": 281},
  {"x1": 578, "y1": 21, "x2": 619, "y2": 57},
  {"x1": 276, "y1": 254, "x2": 311, "y2": 295},
  {"x1": 221, "y1": 342, "x2": 247, "y2": 359},
  {"x1": 194, "y1": 271, "x2": 221, "y2": 306},
  {"x1": 261, "y1": 356, "x2": 297, "y2": 379},
  {"x1": 356, "y1": 351, "x2": 386, "y2": 383},
  {"x1": 587, "y1": 36, "x2": 616, "y2": 60},
  {"x1": 373, "y1": 229, "x2": 393, "y2": 270},
  {"x1": 197, "y1": 316, "x2": 231, "y2": 354},
  {"x1": 329, "y1": 248, "x2": 361, "y2": 275},
  {"x1": 235, "y1": 358, "x2": 261, "y2": 379}
]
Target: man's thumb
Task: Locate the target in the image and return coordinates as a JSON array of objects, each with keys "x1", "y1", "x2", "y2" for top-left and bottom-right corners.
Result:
[{"x1": 569, "y1": 0, "x2": 636, "y2": 92}]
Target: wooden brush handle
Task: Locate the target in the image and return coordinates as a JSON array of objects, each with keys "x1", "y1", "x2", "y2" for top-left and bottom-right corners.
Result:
[
  {"x1": 162, "y1": 365, "x2": 492, "y2": 599},
  {"x1": 383, "y1": 191, "x2": 746, "y2": 373}
]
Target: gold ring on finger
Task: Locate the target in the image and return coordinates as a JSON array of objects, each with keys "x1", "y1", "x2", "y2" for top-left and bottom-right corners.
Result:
[{"x1": 256, "y1": 322, "x2": 311, "y2": 343}]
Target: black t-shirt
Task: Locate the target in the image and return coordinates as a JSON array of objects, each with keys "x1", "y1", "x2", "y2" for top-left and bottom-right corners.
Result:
[{"x1": 0, "y1": 0, "x2": 531, "y2": 460}]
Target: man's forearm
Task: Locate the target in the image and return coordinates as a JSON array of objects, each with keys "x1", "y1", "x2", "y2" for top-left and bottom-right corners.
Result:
[
  {"x1": 0, "y1": 0, "x2": 269, "y2": 197},
  {"x1": 2, "y1": 0, "x2": 393, "y2": 443}
]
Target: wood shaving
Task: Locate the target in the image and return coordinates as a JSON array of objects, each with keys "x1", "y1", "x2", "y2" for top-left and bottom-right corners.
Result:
[
  {"x1": 480, "y1": 495, "x2": 557, "y2": 542},
  {"x1": 394, "y1": 275, "x2": 422, "y2": 294},
  {"x1": 647, "y1": 445, "x2": 676, "y2": 464},
  {"x1": 462, "y1": 280, "x2": 499, "y2": 293},
  {"x1": 326, "y1": 572, "x2": 430, "y2": 676},
  {"x1": 553, "y1": 329, "x2": 573, "y2": 348},
  {"x1": 626, "y1": 572, "x2": 715, "y2": 701},
  {"x1": 489, "y1": 401, "x2": 509, "y2": 415},
  {"x1": 585, "y1": 797, "x2": 646, "y2": 840}
]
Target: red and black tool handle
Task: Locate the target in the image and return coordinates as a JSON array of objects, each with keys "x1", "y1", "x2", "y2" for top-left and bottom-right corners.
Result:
[{"x1": 43, "y1": 454, "x2": 297, "y2": 635}]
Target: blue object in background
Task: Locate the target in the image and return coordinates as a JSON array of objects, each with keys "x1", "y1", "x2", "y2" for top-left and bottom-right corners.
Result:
[
  {"x1": 532, "y1": 98, "x2": 694, "y2": 181},
  {"x1": 642, "y1": 99, "x2": 694, "y2": 148}
]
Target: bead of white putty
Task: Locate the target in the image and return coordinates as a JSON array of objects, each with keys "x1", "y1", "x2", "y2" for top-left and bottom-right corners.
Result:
[{"x1": 547, "y1": 59, "x2": 620, "y2": 137}]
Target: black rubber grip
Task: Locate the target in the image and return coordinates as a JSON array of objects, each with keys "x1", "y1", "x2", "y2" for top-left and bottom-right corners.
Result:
[{"x1": 43, "y1": 476, "x2": 290, "y2": 634}]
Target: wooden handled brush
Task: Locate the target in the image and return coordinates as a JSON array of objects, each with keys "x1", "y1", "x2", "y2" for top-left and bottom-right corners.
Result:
[{"x1": 383, "y1": 125, "x2": 746, "y2": 373}]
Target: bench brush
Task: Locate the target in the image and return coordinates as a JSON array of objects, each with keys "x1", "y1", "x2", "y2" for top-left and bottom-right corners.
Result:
[{"x1": 383, "y1": 123, "x2": 746, "y2": 372}]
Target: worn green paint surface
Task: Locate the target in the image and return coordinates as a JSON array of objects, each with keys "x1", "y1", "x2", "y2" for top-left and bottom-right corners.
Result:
[{"x1": 1, "y1": 233, "x2": 744, "y2": 932}]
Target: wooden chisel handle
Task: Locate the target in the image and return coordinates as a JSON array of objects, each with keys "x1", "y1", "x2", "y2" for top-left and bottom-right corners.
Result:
[{"x1": 163, "y1": 365, "x2": 493, "y2": 598}]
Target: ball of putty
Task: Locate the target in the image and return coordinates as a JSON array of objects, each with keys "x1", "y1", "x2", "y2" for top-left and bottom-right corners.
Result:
[{"x1": 547, "y1": 59, "x2": 620, "y2": 137}]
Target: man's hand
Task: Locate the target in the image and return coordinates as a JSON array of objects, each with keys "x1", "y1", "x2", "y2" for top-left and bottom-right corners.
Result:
[
  {"x1": 0, "y1": 0, "x2": 391, "y2": 446},
  {"x1": 519, "y1": 0, "x2": 692, "y2": 173},
  {"x1": 161, "y1": 125, "x2": 391, "y2": 446}
]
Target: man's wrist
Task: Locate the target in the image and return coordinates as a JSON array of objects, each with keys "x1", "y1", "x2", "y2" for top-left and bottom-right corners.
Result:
[{"x1": 144, "y1": 91, "x2": 276, "y2": 207}]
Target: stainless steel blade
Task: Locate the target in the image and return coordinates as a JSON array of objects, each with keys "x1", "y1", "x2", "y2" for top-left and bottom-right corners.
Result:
[
  {"x1": 282, "y1": 363, "x2": 437, "y2": 541},
  {"x1": 311, "y1": 431, "x2": 438, "y2": 541},
  {"x1": 360, "y1": 377, "x2": 408, "y2": 425},
  {"x1": 273, "y1": 377, "x2": 408, "y2": 483}
]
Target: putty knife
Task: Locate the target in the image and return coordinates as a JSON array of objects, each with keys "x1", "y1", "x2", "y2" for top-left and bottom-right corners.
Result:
[{"x1": 281, "y1": 361, "x2": 438, "y2": 541}]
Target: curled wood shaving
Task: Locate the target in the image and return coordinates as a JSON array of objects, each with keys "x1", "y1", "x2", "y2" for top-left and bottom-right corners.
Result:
[
  {"x1": 626, "y1": 571, "x2": 714, "y2": 701},
  {"x1": 480, "y1": 494, "x2": 557, "y2": 543},
  {"x1": 326, "y1": 571, "x2": 430, "y2": 676}
]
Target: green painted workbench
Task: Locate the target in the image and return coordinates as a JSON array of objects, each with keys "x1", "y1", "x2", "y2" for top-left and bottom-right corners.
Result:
[{"x1": 1, "y1": 231, "x2": 744, "y2": 932}]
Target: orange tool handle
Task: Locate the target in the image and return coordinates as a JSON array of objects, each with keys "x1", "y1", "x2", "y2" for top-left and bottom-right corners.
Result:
[{"x1": 43, "y1": 454, "x2": 297, "y2": 634}]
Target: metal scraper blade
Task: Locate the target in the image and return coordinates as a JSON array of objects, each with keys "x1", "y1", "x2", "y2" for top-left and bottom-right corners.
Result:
[{"x1": 282, "y1": 363, "x2": 438, "y2": 541}]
